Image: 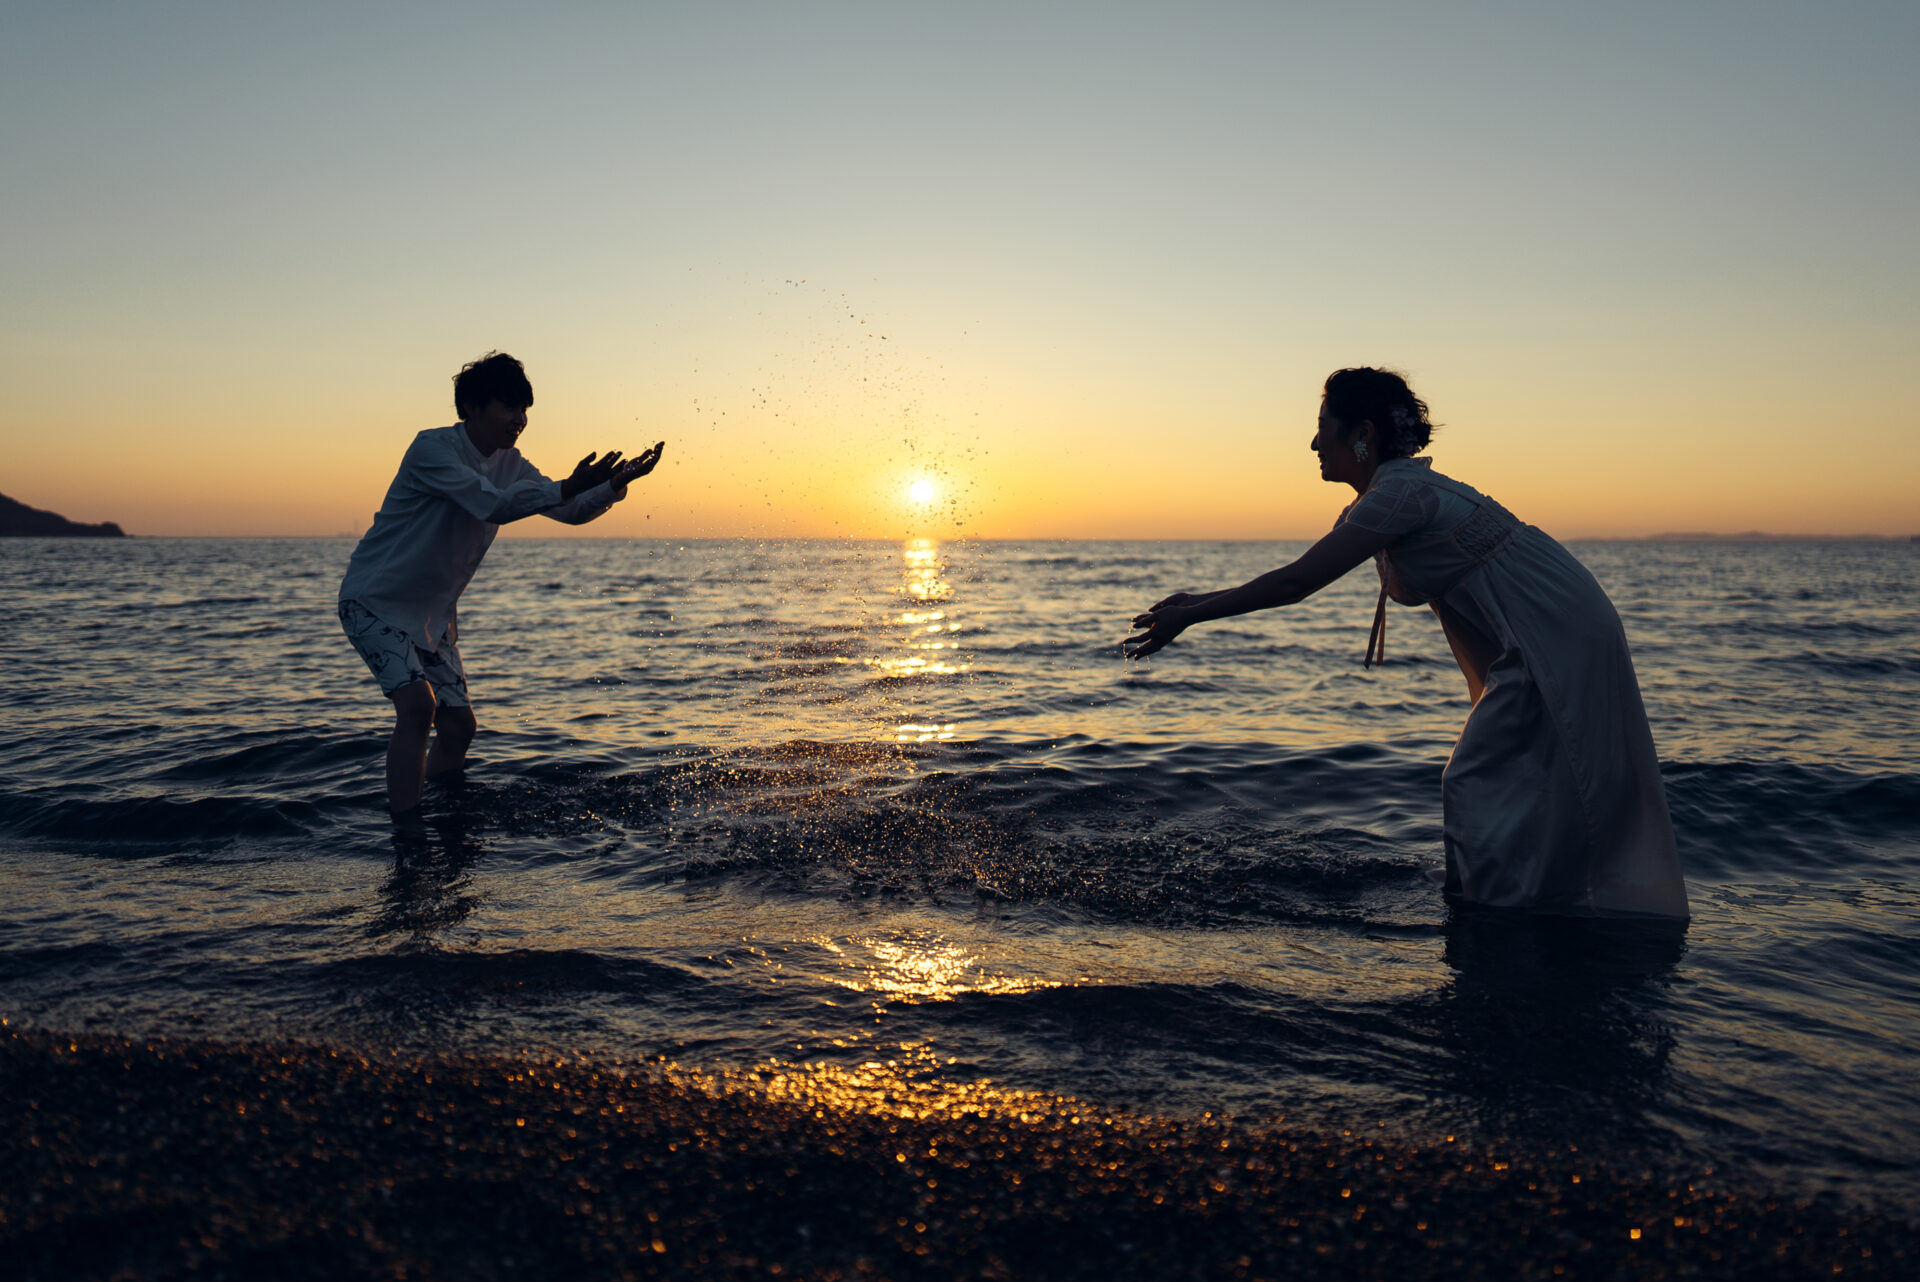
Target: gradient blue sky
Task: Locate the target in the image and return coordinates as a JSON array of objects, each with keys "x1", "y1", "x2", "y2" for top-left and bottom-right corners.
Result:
[{"x1": 4, "y1": 1, "x2": 1916, "y2": 536}]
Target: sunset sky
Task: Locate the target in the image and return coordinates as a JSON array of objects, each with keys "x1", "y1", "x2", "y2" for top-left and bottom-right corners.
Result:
[{"x1": 4, "y1": 2, "x2": 1916, "y2": 539}]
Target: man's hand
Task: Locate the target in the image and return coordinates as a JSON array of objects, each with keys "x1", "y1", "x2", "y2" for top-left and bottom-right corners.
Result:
[
  {"x1": 561, "y1": 450, "x2": 625, "y2": 500},
  {"x1": 612, "y1": 441, "x2": 666, "y2": 487}
]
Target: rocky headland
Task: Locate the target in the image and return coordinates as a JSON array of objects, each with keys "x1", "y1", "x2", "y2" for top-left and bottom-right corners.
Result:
[{"x1": 0, "y1": 491, "x2": 126, "y2": 537}]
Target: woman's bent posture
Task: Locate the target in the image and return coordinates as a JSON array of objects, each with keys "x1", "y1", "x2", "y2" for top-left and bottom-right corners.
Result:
[{"x1": 1127, "y1": 368, "x2": 1687, "y2": 919}]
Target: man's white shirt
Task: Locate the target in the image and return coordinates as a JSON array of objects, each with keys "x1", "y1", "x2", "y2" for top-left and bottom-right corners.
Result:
[{"x1": 338, "y1": 424, "x2": 621, "y2": 653}]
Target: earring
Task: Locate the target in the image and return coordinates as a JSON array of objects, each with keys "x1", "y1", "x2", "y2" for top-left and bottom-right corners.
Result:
[{"x1": 1353, "y1": 440, "x2": 1370, "y2": 462}]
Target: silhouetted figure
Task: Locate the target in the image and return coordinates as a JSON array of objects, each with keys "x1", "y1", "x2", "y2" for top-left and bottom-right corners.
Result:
[
  {"x1": 339, "y1": 351, "x2": 664, "y2": 818},
  {"x1": 1128, "y1": 367, "x2": 1687, "y2": 918}
]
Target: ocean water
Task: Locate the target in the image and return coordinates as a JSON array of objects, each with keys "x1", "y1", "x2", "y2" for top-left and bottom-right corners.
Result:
[{"x1": 2, "y1": 536, "x2": 1916, "y2": 1209}]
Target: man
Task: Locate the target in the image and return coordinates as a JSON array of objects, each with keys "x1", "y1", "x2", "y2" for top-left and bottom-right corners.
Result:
[{"x1": 339, "y1": 351, "x2": 664, "y2": 817}]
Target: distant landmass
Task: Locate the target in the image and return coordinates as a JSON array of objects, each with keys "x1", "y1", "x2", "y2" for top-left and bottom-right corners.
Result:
[{"x1": 0, "y1": 491, "x2": 127, "y2": 537}]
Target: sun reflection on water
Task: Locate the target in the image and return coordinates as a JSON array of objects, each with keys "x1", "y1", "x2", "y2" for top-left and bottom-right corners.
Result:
[
  {"x1": 815, "y1": 931, "x2": 1062, "y2": 1002},
  {"x1": 861, "y1": 540, "x2": 969, "y2": 740}
]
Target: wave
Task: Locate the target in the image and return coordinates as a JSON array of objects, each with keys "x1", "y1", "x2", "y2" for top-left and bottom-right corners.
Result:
[
  {"x1": 313, "y1": 947, "x2": 704, "y2": 999},
  {"x1": 0, "y1": 792, "x2": 329, "y2": 846},
  {"x1": 112, "y1": 594, "x2": 272, "y2": 610},
  {"x1": 1766, "y1": 650, "x2": 1920, "y2": 677},
  {"x1": 148, "y1": 732, "x2": 376, "y2": 781},
  {"x1": 1662, "y1": 761, "x2": 1920, "y2": 876},
  {"x1": 4, "y1": 725, "x2": 1915, "y2": 895}
]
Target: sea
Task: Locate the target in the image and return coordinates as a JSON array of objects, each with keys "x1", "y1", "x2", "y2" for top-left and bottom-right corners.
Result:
[{"x1": 2, "y1": 535, "x2": 1916, "y2": 1211}]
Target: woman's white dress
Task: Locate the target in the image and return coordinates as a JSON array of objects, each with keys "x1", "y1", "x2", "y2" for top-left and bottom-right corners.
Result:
[{"x1": 1339, "y1": 457, "x2": 1689, "y2": 918}]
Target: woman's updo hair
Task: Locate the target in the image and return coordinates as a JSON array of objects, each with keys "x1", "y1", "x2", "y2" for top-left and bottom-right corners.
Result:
[{"x1": 1322, "y1": 367, "x2": 1435, "y2": 460}]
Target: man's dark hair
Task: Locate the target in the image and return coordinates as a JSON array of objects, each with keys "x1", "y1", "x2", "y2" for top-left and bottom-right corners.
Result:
[
  {"x1": 453, "y1": 351, "x2": 534, "y2": 420},
  {"x1": 1322, "y1": 366, "x2": 1435, "y2": 459}
]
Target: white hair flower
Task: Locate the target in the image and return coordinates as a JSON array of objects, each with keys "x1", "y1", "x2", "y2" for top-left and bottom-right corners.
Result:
[{"x1": 1385, "y1": 404, "x2": 1425, "y2": 456}]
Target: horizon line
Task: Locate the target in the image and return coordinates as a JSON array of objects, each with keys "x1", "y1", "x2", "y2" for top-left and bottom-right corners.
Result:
[{"x1": 10, "y1": 531, "x2": 1916, "y2": 544}]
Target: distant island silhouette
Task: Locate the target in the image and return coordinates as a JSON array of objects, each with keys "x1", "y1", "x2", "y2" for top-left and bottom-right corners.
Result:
[{"x1": 0, "y1": 492, "x2": 126, "y2": 537}]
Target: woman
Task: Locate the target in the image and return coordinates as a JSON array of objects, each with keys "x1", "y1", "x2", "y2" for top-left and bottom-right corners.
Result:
[{"x1": 1126, "y1": 368, "x2": 1688, "y2": 918}]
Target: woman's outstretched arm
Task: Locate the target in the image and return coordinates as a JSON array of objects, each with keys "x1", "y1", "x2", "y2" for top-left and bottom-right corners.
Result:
[{"x1": 1125, "y1": 522, "x2": 1391, "y2": 658}]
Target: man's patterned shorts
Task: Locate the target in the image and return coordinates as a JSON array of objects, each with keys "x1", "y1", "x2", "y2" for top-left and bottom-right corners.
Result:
[{"x1": 338, "y1": 600, "x2": 470, "y2": 707}]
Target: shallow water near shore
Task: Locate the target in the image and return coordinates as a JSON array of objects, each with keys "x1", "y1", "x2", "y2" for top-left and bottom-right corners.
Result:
[{"x1": 2, "y1": 536, "x2": 1917, "y2": 1213}]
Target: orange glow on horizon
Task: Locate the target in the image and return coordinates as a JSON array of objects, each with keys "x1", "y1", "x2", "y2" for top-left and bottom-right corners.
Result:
[
  {"x1": 4, "y1": 8, "x2": 1916, "y2": 542},
  {"x1": 6, "y1": 281, "x2": 1915, "y2": 542}
]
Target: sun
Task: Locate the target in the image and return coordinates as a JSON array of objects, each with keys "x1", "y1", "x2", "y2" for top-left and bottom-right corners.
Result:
[{"x1": 908, "y1": 478, "x2": 936, "y2": 504}]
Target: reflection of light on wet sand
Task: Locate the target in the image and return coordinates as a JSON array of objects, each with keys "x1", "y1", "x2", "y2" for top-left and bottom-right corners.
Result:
[
  {"x1": 672, "y1": 1042, "x2": 1133, "y2": 1135},
  {"x1": 814, "y1": 932, "x2": 1061, "y2": 1002},
  {"x1": 28, "y1": 1030, "x2": 1864, "y2": 1278}
]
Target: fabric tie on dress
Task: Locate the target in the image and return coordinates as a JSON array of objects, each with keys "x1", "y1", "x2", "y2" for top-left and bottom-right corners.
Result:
[{"x1": 1364, "y1": 582, "x2": 1387, "y2": 668}]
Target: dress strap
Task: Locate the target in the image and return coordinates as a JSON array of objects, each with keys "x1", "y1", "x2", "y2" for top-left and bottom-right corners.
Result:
[{"x1": 1364, "y1": 583, "x2": 1387, "y2": 668}]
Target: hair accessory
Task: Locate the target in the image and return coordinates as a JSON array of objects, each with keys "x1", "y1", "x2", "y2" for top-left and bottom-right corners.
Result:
[
  {"x1": 1353, "y1": 439, "x2": 1370, "y2": 462},
  {"x1": 1386, "y1": 404, "x2": 1425, "y2": 456}
]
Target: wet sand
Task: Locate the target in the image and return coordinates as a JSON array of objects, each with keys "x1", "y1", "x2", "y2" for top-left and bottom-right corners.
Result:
[{"x1": 4, "y1": 1026, "x2": 1909, "y2": 1280}]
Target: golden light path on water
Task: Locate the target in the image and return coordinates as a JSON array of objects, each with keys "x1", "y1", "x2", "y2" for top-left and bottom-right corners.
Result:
[
  {"x1": 834, "y1": 539, "x2": 966, "y2": 739},
  {"x1": 813, "y1": 931, "x2": 1066, "y2": 1003}
]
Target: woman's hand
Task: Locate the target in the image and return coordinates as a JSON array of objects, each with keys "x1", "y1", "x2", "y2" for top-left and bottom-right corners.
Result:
[
  {"x1": 1124, "y1": 527, "x2": 1391, "y2": 662},
  {"x1": 1125, "y1": 603, "x2": 1194, "y2": 659}
]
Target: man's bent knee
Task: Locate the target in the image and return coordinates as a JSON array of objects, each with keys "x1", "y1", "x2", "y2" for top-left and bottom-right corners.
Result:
[
  {"x1": 434, "y1": 703, "x2": 476, "y2": 742},
  {"x1": 391, "y1": 680, "x2": 437, "y2": 729}
]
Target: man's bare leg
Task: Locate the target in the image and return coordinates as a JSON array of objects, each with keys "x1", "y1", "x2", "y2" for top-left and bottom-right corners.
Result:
[
  {"x1": 387, "y1": 681, "x2": 438, "y2": 815},
  {"x1": 425, "y1": 702, "x2": 476, "y2": 781}
]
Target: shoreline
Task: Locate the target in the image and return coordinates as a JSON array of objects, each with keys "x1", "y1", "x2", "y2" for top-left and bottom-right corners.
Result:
[{"x1": 5, "y1": 1026, "x2": 1910, "y2": 1279}]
